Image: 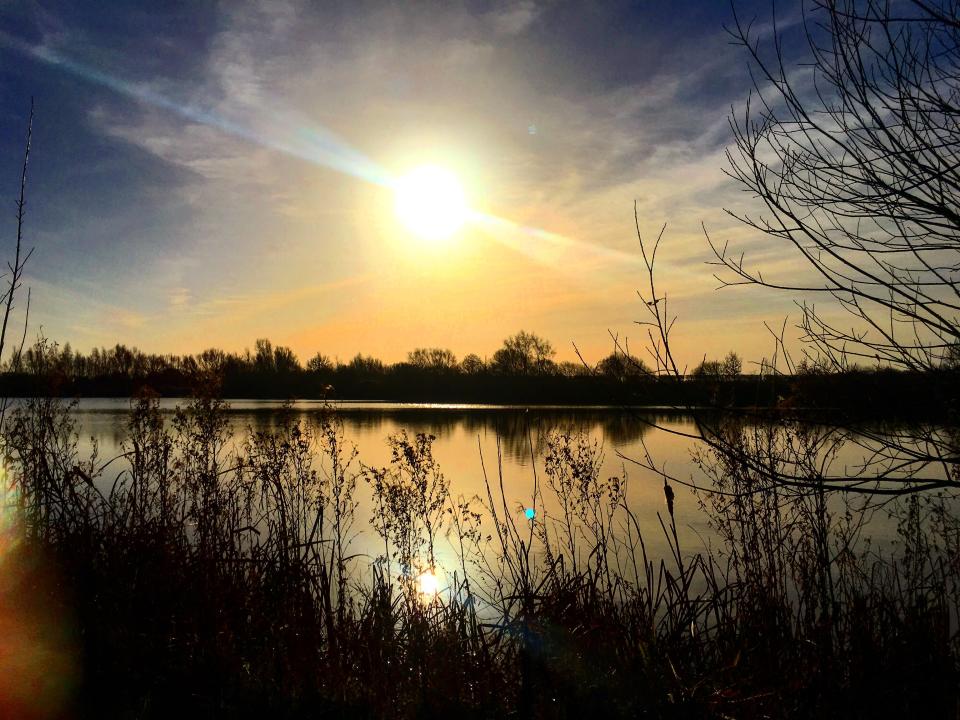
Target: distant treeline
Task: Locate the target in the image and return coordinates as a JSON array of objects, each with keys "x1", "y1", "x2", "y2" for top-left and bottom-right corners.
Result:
[{"x1": 0, "y1": 332, "x2": 955, "y2": 415}]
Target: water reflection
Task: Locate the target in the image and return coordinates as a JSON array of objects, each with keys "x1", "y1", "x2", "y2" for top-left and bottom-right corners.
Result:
[
  {"x1": 69, "y1": 400, "x2": 702, "y2": 556},
  {"x1": 71, "y1": 400, "x2": 677, "y2": 465},
  {"x1": 63, "y1": 399, "x2": 928, "y2": 560}
]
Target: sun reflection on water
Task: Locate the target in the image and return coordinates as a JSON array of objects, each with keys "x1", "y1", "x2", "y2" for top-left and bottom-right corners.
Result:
[{"x1": 417, "y1": 569, "x2": 440, "y2": 597}]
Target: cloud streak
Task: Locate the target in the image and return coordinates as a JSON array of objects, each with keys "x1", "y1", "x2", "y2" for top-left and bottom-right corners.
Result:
[{"x1": 0, "y1": 0, "x2": 811, "y2": 365}]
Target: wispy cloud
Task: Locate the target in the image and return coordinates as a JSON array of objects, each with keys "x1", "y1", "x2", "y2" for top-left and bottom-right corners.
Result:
[
  {"x1": 1, "y1": 0, "x2": 814, "y2": 364},
  {"x1": 488, "y1": 1, "x2": 542, "y2": 36}
]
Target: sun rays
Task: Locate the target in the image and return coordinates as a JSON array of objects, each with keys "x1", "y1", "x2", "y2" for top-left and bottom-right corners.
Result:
[{"x1": 0, "y1": 27, "x2": 644, "y2": 281}]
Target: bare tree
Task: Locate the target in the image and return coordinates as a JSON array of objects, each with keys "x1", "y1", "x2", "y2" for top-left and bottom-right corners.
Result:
[
  {"x1": 715, "y1": 0, "x2": 960, "y2": 372},
  {"x1": 407, "y1": 347, "x2": 458, "y2": 371},
  {"x1": 630, "y1": 1, "x2": 960, "y2": 497},
  {"x1": 596, "y1": 350, "x2": 652, "y2": 381},
  {"x1": 306, "y1": 352, "x2": 334, "y2": 373},
  {"x1": 459, "y1": 353, "x2": 486, "y2": 374},
  {"x1": 0, "y1": 101, "x2": 36, "y2": 429},
  {"x1": 492, "y1": 331, "x2": 555, "y2": 375}
]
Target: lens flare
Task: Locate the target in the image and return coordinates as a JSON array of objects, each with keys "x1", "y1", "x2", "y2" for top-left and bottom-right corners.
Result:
[
  {"x1": 0, "y1": 458, "x2": 77, "y2": 717},
  {"x1": 0, "y1": 30, "x2": 391, "y2": 188},
  {"x1": 471, "y1": 212, "x2": 643, "y2": 271},
  {"x1": 0, "y1": 30, "x2": 647, "y2": 271}
]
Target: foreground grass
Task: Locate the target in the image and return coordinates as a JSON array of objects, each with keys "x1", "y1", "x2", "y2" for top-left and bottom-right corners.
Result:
[{"x1": 1, "y1": 393, "x2": 957, "y2": 718}]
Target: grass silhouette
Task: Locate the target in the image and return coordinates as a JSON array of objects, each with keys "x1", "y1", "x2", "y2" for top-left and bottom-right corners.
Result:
[{"x1": 1, "y1": 388, "x2": 957, "y2": 718}]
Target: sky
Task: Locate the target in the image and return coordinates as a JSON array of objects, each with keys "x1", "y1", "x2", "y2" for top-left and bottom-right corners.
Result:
[{"x1": 0, "y1": 0, "x2": 811, "y2": 370}]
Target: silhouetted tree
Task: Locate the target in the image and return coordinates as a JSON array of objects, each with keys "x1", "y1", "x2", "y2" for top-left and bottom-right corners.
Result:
[
  {"x1": 721, "y1": 351, "x2": 742, "y2": 378},
  {"x1": 254, "y1": 339, "x2": 275, "y2": 373},
  {"x1": 632, "y1": 0, "x2": 960, "y2": 496},
  {"x1": 197, "y1": 348, "x2": 227, "y2": 375},
  {"x1": 597, "y1": 351, "x2": 651, "y2": 381},
  {"x1": 407, "y1": 347, "x2": 458, "y2": 371},
  {"x1": 0, "y1": 100, "x2": 34, "y2": 400},
  {"x1": 460, "y1": 353, "x2": 485, "y2": 374},
  {"x1": 112, "y1": 344, "x2": 135, "y2": 376},
  {"x1": 717, "y1": 0, "x2": 960, "y2": 371},
  {"x1": 273, "y1": 345, "x2": 300, "y2": 374},
  {"x1": 306, "y1": 352, "x2": 333, "y2": 373},
  {"x1": 690, "y1": 359, "x2": 723, "y2": 378},
  {"x1": 347, "y1": 354, "x2": 384, "y2": 374},
  {"x1": 556, "y1": 361, "x2": 591, "y2": 377},
  {"x1": 492, "y1": 331, "x2": 555, "y2": 375}
]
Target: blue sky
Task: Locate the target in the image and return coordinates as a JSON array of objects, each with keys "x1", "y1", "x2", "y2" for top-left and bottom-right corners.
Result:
[{"x1": 0, "y1": 0, "x2": 808, "y2": 367}]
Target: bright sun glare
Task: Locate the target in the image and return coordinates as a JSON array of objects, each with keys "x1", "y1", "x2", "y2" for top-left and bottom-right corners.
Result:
[
  {"x1": 417, "y1": 569, "x2": 440, "y2": 597},
  {"x1": 394, "y1": 165, "x2": 468, "y2": 242}
]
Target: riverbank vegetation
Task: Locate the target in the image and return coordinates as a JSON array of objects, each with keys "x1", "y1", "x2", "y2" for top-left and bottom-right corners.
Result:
[
  {"x1": 0, "y1": 336, "x2": 955, "y2": 419},
  {"x1": 2, "y1": 390, "x2": 958, "y2": 718}
]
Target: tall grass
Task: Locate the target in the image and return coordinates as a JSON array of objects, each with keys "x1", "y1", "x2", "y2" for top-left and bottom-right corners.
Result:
[{"x1": 2, "y1": 391, "x2": 958, "y2": 718}]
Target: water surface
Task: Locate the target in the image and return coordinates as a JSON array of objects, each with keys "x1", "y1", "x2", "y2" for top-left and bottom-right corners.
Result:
[{"x1": 63, "y1": 399, "x2": 922, "y2": 566}]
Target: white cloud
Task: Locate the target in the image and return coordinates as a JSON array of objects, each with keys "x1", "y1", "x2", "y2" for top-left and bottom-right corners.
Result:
[
  {"x1": 26, "y1": 0, "x2": 825, "y2": 362},
  {"x1": 488, "y1": 1, "x2": 541, "y2": 36}
]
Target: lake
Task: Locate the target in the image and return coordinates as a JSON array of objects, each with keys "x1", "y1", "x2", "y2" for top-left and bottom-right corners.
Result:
[{"x1": 55, "y1": 398, "x2": 924, "y2": 573}]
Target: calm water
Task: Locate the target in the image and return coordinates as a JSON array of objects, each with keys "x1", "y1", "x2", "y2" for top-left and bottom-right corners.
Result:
[
  {"x1": 62, "y1": 399, "x2": 917, "y2": 566},
  {"x1": 67, "y1": 399, "x2": 709, "y2": 557}
]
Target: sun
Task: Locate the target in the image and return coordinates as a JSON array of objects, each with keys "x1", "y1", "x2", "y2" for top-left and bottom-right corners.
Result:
[
  {"x1": 393, "y1": 165, "x2": 468, "y2": 242},
  {"x1": 417, "y1": 569, "x2": 440, "y2": 597}
]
